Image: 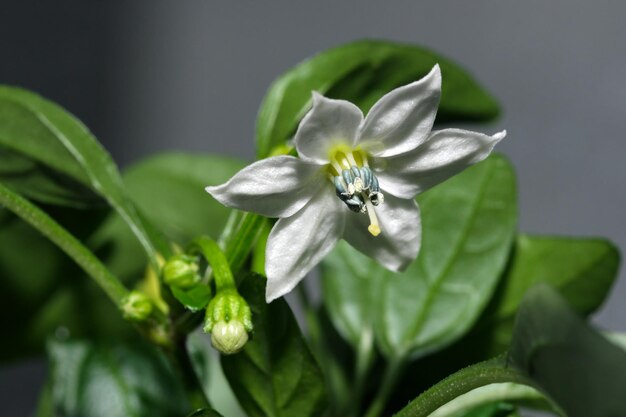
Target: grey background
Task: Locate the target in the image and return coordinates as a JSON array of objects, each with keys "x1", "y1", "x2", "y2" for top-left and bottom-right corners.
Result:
[{"x1": 1, "y1": 1, "x2": 625, "y2": 415}]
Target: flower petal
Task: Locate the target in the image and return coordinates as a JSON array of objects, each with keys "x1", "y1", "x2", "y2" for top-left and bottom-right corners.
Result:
[
  {"x1": 374, "y1": 129, "x2": 506, "y2": 199},
  {"x1": 343, "y1": 194, "x2": 421, "y2": 272},
  {"x1": 265, "y1": 187, "x2": 345, "y2": 302},
  {"x1": 295, "y1": 92, "x2": 364, "y2": 164},
  {"x1": 205, "y1": 155, "x2": 324, "y2": 218},
  {"x1": 357, "y1": 65, "x2": 441, "y2": 158}
]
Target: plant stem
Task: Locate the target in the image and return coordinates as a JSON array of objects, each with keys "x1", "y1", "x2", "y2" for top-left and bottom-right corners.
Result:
[
  {"x1": 0, "y1": 182, "x2": 129, "y2": 307},
  {"x1": 349, "y1": 329, "x2": 375, "y2": 417},
  {"x1": 363, "y1": 356, "x2": 407, "y2": 417}
]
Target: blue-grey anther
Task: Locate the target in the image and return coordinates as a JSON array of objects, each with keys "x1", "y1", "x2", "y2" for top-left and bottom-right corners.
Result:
[
  {"x1": 345, "y1": 195, "x2": 365, "y2": 212},
  {"x1": 333, "y1": 176, "x2": 350, "y2": 198},
  {"x1": 359, "y1": 167, "x2": 373, "y2": 190}
]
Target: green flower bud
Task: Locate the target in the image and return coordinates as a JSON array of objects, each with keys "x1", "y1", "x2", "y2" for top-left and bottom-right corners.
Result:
[
  {"x1": 204, "y1": 289, "x2": 253, "y2": 354},
  {"x1": 121, "y1": 291, "x2": 153, "y2": 322},
  {"x1": 211, "y1": 320, "x2": 249, "y2": 354},
  {"x1": 163, "y1": 254, "x2": 201, "y2": 289}
]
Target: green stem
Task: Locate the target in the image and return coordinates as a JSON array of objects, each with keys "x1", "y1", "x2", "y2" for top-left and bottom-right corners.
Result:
[
  {"x1": 0, "y1": 181, "x2": 129, "y2": 307},
  {"x1": 393, "y1": 357, "x2": 533, "y2": 417},
  {"x1": 189, "y1": 236, "x2": 235, "y2": 291},
  {"x1": 349, "y1": 329, "x2": 375, "y2": 417},
  {"x1": 225, "y1": 212, "x2": 266, "y2": 276},
  {"x1": 364, "y1": 356, "x2": 407, "y2": 417}
]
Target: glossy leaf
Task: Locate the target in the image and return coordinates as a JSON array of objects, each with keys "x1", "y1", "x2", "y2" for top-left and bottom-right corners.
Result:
[
  {"x1": 508, "y1": 285, "x2": 626, "y2": 417},
  {"x1": 256, "y1": 39, "x2": 500, "y2": 157},
  {"x1": 473, "y1": 234, "x2": 619, "y2": 357},
  {"x1": 322, "y1": 154, "x2": 517, "y2": 359},
  {"x1": 0, "y1": 86, "x2": 167, "y2": 265},
  {"x1": 221, "y1": 274, "x2": 327, "y2": 417},
  {"x1": 123, "y1": 153, "x2": 246, "y2": 243},
  {"x1": 187, "y1": 410, "x2": 225, "y2": 417},
  {"x1": 42, "y1": 338, "x2": 189, "y2": 417},
  {"x1": 391, "y1": 234, "x2": 620, "y2": 407}
]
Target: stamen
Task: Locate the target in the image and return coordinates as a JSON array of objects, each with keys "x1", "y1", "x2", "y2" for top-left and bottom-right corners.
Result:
[
  {"x1": 330, "y1": 159, "x2": 343, "y2": 176},
  {"x1": 347, "y1": 152, "x2": 359, "y2": 167},
  {"x1": 364, "y1": 197, "x2": 381, "y2": 236}
]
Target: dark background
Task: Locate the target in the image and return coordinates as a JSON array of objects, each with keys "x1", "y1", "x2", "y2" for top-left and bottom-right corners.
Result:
[{"x1": 1, "y1": 1, "x2": 625, "y2": 415}]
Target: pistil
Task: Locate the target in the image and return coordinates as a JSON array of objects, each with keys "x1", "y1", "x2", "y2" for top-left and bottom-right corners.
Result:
[{"x1": 364, "y1": 197, "x2": 381, "y2": 236}]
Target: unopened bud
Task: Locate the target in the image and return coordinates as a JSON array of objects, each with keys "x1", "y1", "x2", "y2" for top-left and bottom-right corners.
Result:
[
  {"x1": 163, "y1": 254, "x2": 201, "y2": 289},
  {"x1": 121, "y1": 291, "x2": 153, "y2": 322},
  {"x1": 204, "y1": 289, "x2": 253, "y2": 354},
  {"x1": 211, "y1": 320, "x2": 249, "y2": 354}
]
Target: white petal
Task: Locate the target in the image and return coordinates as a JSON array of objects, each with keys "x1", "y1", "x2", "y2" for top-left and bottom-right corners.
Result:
[
  {"x1": 357, "y1": 65, "x2": 441, "y2": 158},
  {"x1": 205, "y1": 155, "x2": 324, "y2": 218},
  {"x1": 374, "y1": 129, "x2": 506, "y2": 199},
  {"x1": 295, "y1": 92, "x2": 364, "y2": 164},
  {"x1": 343, "y1": 194, "x2": 421, "y2": 272},
  {"x1": 265, "y1": 187, "x2": 345, "y2": 302}
]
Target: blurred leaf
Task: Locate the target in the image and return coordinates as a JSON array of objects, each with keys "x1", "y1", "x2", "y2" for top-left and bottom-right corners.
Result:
[
  {"x1": 393, "y1": 357, "x2": 549, "y2": 417},
  {"x1": 393, "y1": 234, "x2": 621, "y2": 403},
  {"x1": 42, "y1": 338, "x2": 189, "y2": 417},
  {"x1": 171, "y1": 285, "x2": 212, "y2": 312},
  {"x1": 122, "y1": 153, "x2": 246, "y2": 244},
  {"x1": 256, "y1": 39, "x2": 500, "y2": 157},
  {"x1": 322, "y1": 154, "x2": 517, "y2": 359},
  {"x1": 0, "y1": 205, "x2": 134, "y2": 364},
  {"x1": 0, "y1": 86, "x2": 168, "y2": 264},
  {"x1": 472, "y1": 234, "x2": 619, "y2": 357},
  {"x1": 0, "y1": 148, "x2": 101, "y2": 207},
  {"x1": 508, "y1": 284, "x2": 626, "y2": 417},
  {"x1": 221, "y1": 274, "x2": 327, "y2": 417}
]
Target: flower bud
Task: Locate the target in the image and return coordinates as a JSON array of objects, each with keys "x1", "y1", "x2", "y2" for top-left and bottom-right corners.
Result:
[
  {"x1": 121, "y1": 291, "x2": 153, "y2": 322},
  {"x1": 210, "y1": 320, "x2": 249, "y2": 354},
  {"x1": 163, "y1": 254, "x2": 201, "y2": 289},
  {"x1": 204, "y1": 289, "x2": 253, "y2": 354}
]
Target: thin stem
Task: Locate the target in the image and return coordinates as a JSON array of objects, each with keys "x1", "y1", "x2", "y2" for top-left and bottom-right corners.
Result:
[
  {"x1": 0, "y1": 182, "x2": 129, "y2": 307},
  {"x1": 225, "y1": 212, "x2": 266, "y2": 276},
  {"x1": 349, "y1": 329, "x2": 375, "y2": 417},
  {"x1": 364, "y1": 356, "x2": 407, "y2": 417},
  {"x1": 189, "y1": 236, "x2": 235, "y2": 291}
]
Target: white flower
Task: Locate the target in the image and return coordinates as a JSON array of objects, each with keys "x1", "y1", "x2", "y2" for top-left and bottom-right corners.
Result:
[{"x1": 206, "y1": 65, "x2": 505, "y2": 302}]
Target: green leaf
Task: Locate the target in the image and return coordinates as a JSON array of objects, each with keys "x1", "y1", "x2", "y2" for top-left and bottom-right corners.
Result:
[
  {"x1": 172, "y1": 285, "x2": 212, "y2": 312},
  {"x1": 0, "y1": 148, "x2": 102, "y2": 207},
  {"x1": 44, "y1": 338, "x2": 189, "y2": 417},
  {"x1": 221, "y1": 274, "x2": 327, "y2": 417},
  {"x1": 393, "y1": 357, "x2": 545, "y2": 417},
  {"x1": 473, "y1": 234, "x2": 619, "y2": 357},
  {"x1": 322, "y1": 154, "x2": 517, "y2": 359},
  {"x1": 396, "y1": 234, "x2": 621, "y2": 397},
  {"x1": 0, "y1": 86, "x2": 168, "y2": 266},
  {"x1": 256, "y1": 39, "x2": 500, "y2": 157},
  {"x1": 122, "y1": 153, "x2": 246, "y2": 243},
  {"x1": 508, "y1": 284, "x2": 626, "y2": 417}
]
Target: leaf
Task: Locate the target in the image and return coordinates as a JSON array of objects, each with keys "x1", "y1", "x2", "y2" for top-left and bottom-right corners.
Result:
[
  {"x1": 508, "y1": 284, "x2": 626, "y2": 417},
  {"x1": 394, "y1": 234, "x2": 621, "y2": 400},
  {"x1": 321, "y1": 154, "x2": 517, "y2": 359},
  {"x1": 473, "y1": 234, "x2": 619, "y2": 357},
  {"x1": 0, "y1": 148, "x2": 102, "y2": 208},
  {"x1": 44, "y1": 338, "x2": 189, "y2": 417},
  {"x1": 122, "y1": 153, "x2": 246, "y2": 244},
  {"x1": 221, "y1": 274, "x2": 327, "y2": 417},
  {"x1": 256, "y1": 39, "x2": 500, "y2": 157},
  {"x1": 0, "y1": 86, "x2": 168, "y2": 265},
  {"x1": 172, "y1": 285, "x2": 212, "y2": 312},
  {"x1": 393, "y1": 356, "x2": 553, "y2": 417}
]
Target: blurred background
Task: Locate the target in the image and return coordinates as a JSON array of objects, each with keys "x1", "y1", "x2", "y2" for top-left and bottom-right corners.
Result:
[{"x1": 1, "y1": 1, "x2": 625, "y2": 415}]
